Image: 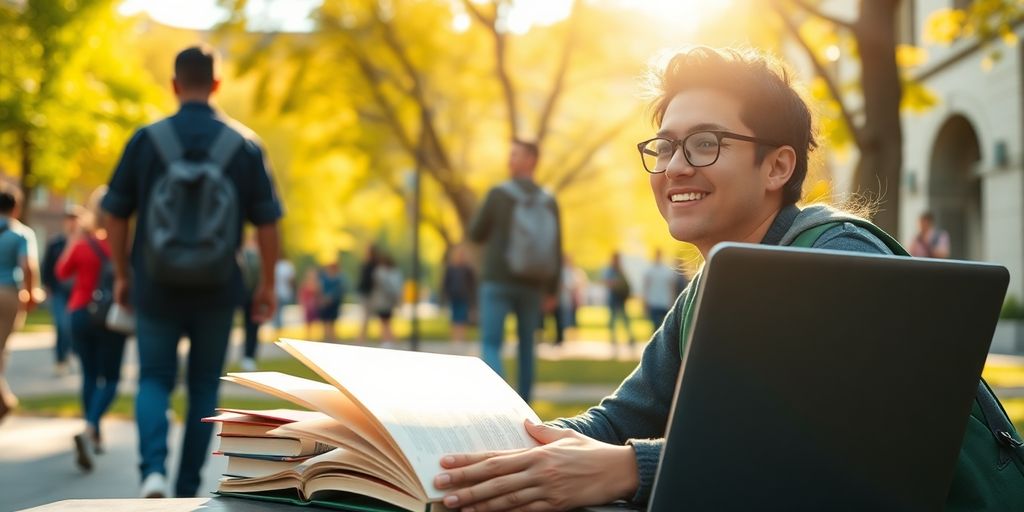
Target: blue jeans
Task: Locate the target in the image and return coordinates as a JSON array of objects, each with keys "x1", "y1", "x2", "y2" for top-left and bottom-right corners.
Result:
[
  {"x1": 135, "y1": 307, "x2": 234, "y2": 497},
  {"x1": 50, "y1": 292, "x2": 72, "y2": 363},
  {"x1": 70, "y1": 309, "x2": 126, "y2": 434},
  {"x1": 479, "y1": 282, "x2": 542, "y2": 402},
  {"x1": 609, "y1": 298, "x2": 634, "y2": 345},
  {"x1": 240, "y1": 299, "x2": 260, "y2": 359},
  {"x1": 647, "y1": 306, "x2": 669, "y2": 333}
]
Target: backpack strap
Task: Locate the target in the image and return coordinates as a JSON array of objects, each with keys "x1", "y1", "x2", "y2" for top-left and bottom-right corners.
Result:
[
  {"x1": 207, "y1": 125, "x2": 245, "y2": 168},
  {"x1": 500, "y1": 180, "x2": 548, "y2": 204},
  {"x1": 145, "y1": 119, "x2": 244, "y2": 168},
  {"x1": 83, "y1": 237, "x2": 108, "y2": 263},
  {"x1": 146, "y1": 119, "x2": 184, "y2": 165},
  {"x1": 975, "y1": 379, "x2": 1024, "y2": 467}
]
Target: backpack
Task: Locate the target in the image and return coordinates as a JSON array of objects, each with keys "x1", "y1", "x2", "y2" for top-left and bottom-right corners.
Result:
[
  {"x1": 83, "y1": 237, "x2": 115, "y2": 329},
  {"x1": 500, "y1": 181, "x2": 559, "y2": 281},
  {"x1": 144, "y1": 119, "x2": 243, "y2": 288},
  {"x1": 678, "y1": 219, "x2": 1024, "y2": 510}
]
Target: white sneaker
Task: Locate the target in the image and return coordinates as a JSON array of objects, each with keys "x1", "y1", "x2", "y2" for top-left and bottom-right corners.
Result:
[
  {"x1": 241, "y1": 357, "x2": 257, "y2": 372},
  {"x1": 72, "y1": 433, "x2": 94, "y2": 472},
  {"x1": 140, "y1": 472, "x2": 168, "y2": 498}
]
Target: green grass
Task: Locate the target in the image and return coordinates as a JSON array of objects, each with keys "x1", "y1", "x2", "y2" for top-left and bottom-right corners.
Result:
[
  {"x1": 16, "y1": 394, "x2": 597, "y2": 423},
  {"x1": 273, "y1": 304, "x2": 656, "y2": 344}
]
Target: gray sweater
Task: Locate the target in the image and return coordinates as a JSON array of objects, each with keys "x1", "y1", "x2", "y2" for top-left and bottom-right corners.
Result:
[{"x1": 549, "y1": 205, "x2": 894, "y2": 504}]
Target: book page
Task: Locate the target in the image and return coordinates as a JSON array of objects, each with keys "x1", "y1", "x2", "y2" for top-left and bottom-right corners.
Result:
[{"x1": 278, "y1": 339, "x2": 541, "y2": 500}]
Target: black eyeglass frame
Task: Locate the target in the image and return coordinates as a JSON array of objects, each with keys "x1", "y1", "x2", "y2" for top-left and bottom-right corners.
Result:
[{"x1": 636, "y1": 130, "x2": 784, "y2": 174}]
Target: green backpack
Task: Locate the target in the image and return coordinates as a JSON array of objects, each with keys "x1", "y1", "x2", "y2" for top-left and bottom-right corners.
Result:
[{"x1": 678, "y1": 220, "x2": 1024, "y2": 510}]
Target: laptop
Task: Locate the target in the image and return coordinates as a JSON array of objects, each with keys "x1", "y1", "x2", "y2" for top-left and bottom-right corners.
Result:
[{"x1": 589, "y1": 243, "x2": 1009, "y2": 512}]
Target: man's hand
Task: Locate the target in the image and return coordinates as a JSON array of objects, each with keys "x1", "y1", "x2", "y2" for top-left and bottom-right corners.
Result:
[
  {"x1": 543, "y1": 295, "x2": 558, "y2": 314},
  {"x1": 251, "y1": 284, "x2": 275, "y2": 324},
  {"x1": 433, "y1": 420, "x2": 639, "y2": 512},
  {"x1": 19, "y1": 289, "x2": 37, "y2": 313},
  {"x1": 114, "y1": 275, "x2": 131, "y2": 308}
]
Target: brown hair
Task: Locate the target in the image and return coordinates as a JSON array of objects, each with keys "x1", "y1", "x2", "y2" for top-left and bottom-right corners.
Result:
[{"x1": 648, "y1": 46, "x2": 817, "y2": 206}]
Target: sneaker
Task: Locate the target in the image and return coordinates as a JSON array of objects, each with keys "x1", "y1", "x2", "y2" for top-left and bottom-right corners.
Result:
[
  {"x1": 240, "y1": 357, "x2": 257, "y2": 372},
  {"x1": 140, "y1": 472, "x2": 168, "y2": 498},
  {"x1": 73, "y1": 433, "x2": 94, "y2": 472}
]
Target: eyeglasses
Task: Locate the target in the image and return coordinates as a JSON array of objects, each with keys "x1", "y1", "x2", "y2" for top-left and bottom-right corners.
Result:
[{"x1": 636, "y1": 130, "x2": 782, "y2": 174}]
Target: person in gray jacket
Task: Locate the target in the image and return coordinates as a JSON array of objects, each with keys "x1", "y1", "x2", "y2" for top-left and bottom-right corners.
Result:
[{"x1": 432, "y1": 46, "x2": 894, "y2": 511}]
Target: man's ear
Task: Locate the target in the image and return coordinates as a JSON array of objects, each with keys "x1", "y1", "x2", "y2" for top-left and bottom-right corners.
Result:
[{"x1": 764, "y1": 145, "x2": 797, "y2": 192}]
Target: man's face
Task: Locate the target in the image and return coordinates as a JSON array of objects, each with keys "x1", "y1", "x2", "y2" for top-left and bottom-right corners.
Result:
[
  {"x1": 508, "y1": 144, "x2": 536, "y2": 176},
  {"x1": 649, "y1": 88, "x2": 776, "y2": 249},
  {"x1": 919, "y1": 217, "x2": 932, "y2": 233}
]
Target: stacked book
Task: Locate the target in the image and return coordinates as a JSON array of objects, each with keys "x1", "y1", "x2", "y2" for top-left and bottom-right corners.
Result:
[
  {"x1": 204, "y1": 409, "x2": 334, "y2": 479},
  {"x1": 211, "y1": 339, "x2": 542, "y2": 512}
]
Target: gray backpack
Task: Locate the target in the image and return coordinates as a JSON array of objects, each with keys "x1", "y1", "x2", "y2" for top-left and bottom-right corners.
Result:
[
  {"x1": 145, "y1": 119, "x2": 242, "y2": 288},
  {"x1": 501, "y1": 181, "x2": 559, "y2": 281}
]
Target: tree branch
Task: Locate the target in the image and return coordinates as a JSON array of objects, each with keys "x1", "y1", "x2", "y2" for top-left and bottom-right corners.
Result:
[
  {"x1": 373, "y1": 9, "x2": 455, "y2": 174},
  {"x1": 788, "y1": 0, "x2": 855, "y2": 31},
  {"x1": 776, "y1": 7, "x2": 864, "y2": 149},
  {"x1": 547, "y1": 114, "x2": 633, "y2": 195},
  {"x1": 346, "y1": 43, "x2": 419, "y2": 158},
  {"x1": 462, "y1": 0, "x2": 519, "y2": 139},
  {"x1": 535, "y1": 0, "x2": 580, "y2": 145}
]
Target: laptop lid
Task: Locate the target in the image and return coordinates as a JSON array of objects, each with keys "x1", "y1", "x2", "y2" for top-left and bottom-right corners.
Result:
[{"x1": 647, "y1": 243, "x2": 1009, "y2": 511}]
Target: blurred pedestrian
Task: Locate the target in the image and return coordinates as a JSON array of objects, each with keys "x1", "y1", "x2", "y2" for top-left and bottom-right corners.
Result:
[
  {"x1": 604, "y1": 251, "x2": 635, "y2": 352},
  {"x1": 42, "y1": 206, "x2": 79, "y2": 376},
  {"x1": 272, "y1": 257, "x2": 295, "y2": 332},
  {"x1": 101, "y1": 45, "x2": 282, "y2": 498},
  {"x1": 356, "y1": 244, "x2": 379, "y2": 343},
  {"x1": 642, "y1": 249, "x2": 677, "y2": 332},
  {"x1": 908, "y1": 211, "x2": 951, "y2": 259},
  {"x1": 318, "y1": 261, "x2": 345, "y2": 342},
  {"x1": 370, "y1": 253, "x2": 403, "y2": 347},
  {"x1": 56, "y1": 186, "x2": 127, "y2": 472},
  {"x1": 238, "y1": 233, "x2": 262, "y2": 371},
  {"x1": 441, "y1": 245, "x2": 476, "y2": 346},
  {"x1": 298, "y1": 267, "x2": 320, "y2": 340},
  {"x1": 554, "y1": 254, "x2": 586, "y2": 345},
  {"x1": 469, "y1": 140, "x2": 563, "y2": 402},
  {"x1": 0, "y1": 185, "x2": 38, "y2": 424}
]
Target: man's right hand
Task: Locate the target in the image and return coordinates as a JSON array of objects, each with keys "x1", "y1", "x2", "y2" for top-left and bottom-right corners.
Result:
[{"x1": 114, "y1": 276, "x2": 131, "y2": 308}]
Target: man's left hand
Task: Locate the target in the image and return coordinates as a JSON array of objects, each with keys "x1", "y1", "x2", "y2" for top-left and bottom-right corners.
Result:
[{"x1": 251, "y1": 284, "x2": 276, "y2": 324}]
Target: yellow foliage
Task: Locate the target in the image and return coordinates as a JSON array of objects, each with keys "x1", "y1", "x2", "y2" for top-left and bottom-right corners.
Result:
[
  {"x1": 901, "y1": 80, "x2": 940, "y2": 113},
  {"x1": 923, "y1": 8, "x2": 966, "y2": 44},
  {"x1": 895, "y1": 45, "x2": 929, "y2": 69}
]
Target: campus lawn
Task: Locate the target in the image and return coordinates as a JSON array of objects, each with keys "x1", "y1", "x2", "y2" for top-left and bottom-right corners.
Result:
[{"x1": 16, "y1": 393, "x2": 598, "y2": 424}]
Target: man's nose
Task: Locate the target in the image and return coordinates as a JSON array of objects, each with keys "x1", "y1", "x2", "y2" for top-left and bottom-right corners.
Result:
[{"x1": 664, "y1": 147, "x2": 696, "y2": 178}]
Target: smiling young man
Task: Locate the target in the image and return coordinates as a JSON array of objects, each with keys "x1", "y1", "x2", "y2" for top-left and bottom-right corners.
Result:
[{"x1": 432, "y1": 46, "x2": 894, "y2": 512}]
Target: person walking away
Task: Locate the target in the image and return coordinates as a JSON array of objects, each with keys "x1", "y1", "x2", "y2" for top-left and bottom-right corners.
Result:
[
  {"x1": 441, "y1": 245, "x2": 476, "y2": 347},
  {"x1": 604, "y1": 252, "x2": 635, "y2": 355},
  {"x1": 238, "y1": 233, "x2": 262, "y2": 371},
  {"x1": 298, "y1": 267, "x2": 320, "y2": 340},
  {"x1": 370, "y1": 253, "x2": 403, "y2": 348},
  {"x1": 908, "y1": 211, "x2": 951, "y2": 259},
  {"x1": 272, "y1": 257, "x2": 295, "y2": 333},
  {"x1": 101, "y1": 45, "x2": 283, "y2": 498},
  {"x1": 356, "y1": 244, "x2": 379, "y2": 343},
  {"x1": 56, "y1": 186, "x2": 127, "y2": 472},
  {"x1": 468, "y1": 139, "x2": 563, "y2": 403},
  {"x1": 642, "y1": 249, "x2": 678, "y2": 333},
  {"x1": 0, "y1": 185, "x2": 38, "y2": 424},
  {"x1": 317, "y1": 261, "x2": 345, "y2": 342},
  {"x1": 42, "y1": 207, "x2": 79, "y2": 376}
]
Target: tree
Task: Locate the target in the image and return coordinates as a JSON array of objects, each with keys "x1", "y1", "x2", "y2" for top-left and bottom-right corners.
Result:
[
  {"x1": 216, "y1": 0, "x2": 658, "y2": 267},
  {"x1": 0, "y1": 0, "x2": 165, "y2": 219},
  {"x1": 768, "y1": 0, "x2": 904, "y2": 233}
]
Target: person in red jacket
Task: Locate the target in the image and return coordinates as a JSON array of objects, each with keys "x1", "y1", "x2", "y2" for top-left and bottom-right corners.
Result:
[{"x1": 56, "y1": 186, "x2": 127, "y2": 473}]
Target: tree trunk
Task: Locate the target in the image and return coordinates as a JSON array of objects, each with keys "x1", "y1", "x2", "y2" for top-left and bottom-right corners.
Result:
[{"x1": 853, "y1": 0, "x2": 903, "y2": 234}]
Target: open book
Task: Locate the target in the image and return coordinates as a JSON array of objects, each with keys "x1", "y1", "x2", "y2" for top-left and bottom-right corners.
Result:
[{"x1": 216, "y1": 339, "x2": 541, "y2": 512}]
